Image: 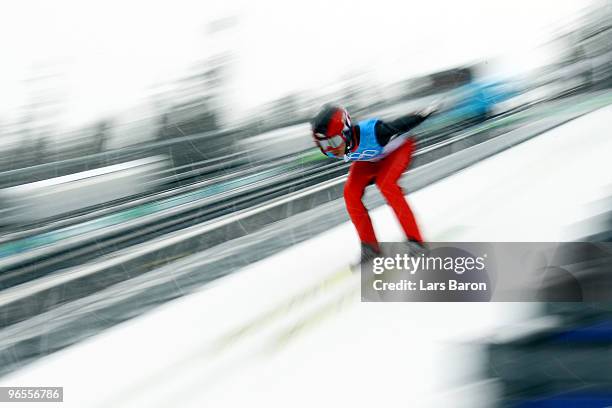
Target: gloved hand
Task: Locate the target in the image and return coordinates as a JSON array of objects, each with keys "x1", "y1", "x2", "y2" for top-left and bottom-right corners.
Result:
[{"x1": 418, "y1": 98, "x2": 443, "y2": 117}]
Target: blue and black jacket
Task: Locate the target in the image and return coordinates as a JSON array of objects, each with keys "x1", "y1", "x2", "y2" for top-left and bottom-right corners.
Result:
[{"x1": 344, "y1": 113, "x2": 429, "y2": 162}]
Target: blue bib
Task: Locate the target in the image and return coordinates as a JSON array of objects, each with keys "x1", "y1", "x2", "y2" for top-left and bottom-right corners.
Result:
[{"x1": 344, "y1": 118, "x2": 384, "y2": 162}]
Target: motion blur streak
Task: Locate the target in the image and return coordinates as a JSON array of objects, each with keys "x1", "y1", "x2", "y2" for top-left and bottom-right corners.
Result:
[{"x1": 0, "y1": 0, "x2": 610, "y2": 407}]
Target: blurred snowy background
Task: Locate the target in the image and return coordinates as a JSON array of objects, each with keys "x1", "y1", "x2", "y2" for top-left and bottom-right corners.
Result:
[{"x1": 0, "y1": 0, "x2": 611, "y2": 407}]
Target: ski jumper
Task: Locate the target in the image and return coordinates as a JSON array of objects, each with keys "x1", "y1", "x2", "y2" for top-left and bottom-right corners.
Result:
[{"x1": 343, "y1": 117, "x2": 424, "y2": 249}]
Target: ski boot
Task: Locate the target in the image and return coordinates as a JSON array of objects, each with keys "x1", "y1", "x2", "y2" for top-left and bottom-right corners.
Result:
[
  {"x1": 351, "y1": 242, "x2": 382, "y2": 273},
  {"x1": 404, "y1": 238, "x2": 429, "y2": 256}
]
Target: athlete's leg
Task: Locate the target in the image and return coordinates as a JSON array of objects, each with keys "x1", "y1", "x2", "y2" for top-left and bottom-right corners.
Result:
[
  {"x1": 375, "y1": 138, "x2": 424, "y2": 242},
  {"x1": 344, "y1": 160, "x2": 379, "y2": 250}
]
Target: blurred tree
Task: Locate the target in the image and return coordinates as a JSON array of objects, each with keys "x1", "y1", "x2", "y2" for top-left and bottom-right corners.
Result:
[
  {"x1": 19, "y1": 62, "x2": 67, "y2": 167},
  {"x1": 93, "y1": 120, "x2": 111, "y2": 154}
]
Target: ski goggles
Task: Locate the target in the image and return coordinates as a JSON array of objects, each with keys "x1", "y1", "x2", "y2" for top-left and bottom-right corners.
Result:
[{"x1": 313, "y1": 130, "x2": 350, "y2": 155}]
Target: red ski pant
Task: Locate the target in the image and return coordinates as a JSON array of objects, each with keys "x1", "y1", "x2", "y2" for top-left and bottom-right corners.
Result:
[{"x1": 343, "y1": 138, "x2": 423, "y2": 249}]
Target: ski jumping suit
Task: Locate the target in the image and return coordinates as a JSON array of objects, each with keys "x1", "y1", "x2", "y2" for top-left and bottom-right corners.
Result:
[{"x1": 343, "y1": 113, "x2": 429, "y2": 250}]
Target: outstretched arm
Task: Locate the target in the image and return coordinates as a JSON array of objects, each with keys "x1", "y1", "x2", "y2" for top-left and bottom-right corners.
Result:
[
  {"x1": 375, "y1": 101, "x2": 440, "y2": 145},
  {"x1": 388, "y1": 101, "x2": 440, "y2": 133},
  {"x1": 386, "y1": 113, "x2": 429, "y2": 134}
]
